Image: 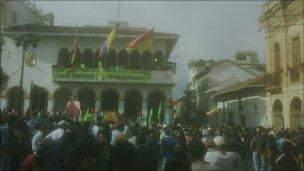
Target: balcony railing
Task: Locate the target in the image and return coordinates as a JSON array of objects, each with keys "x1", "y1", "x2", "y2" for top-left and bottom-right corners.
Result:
[
  {"x1": 52, "y1": 66, "x2": 151, "y2": 83},
  {"x1": 265, "y1": 72, "x2": 282, "y2": 94}
]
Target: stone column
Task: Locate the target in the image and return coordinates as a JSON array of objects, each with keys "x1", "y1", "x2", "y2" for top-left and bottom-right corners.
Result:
[
  {"x1": 142, "y1": 101, "x2": 147, "y2": 117},
  {"x1": 119, "y1": 100, "x2": 124, "y2": 114},
  {"x1": 0, "y1": 98, "x2": 7, "y2": 109},
  {"x1": 23, "y1": 98, "x2": 30, "y2": 112},
  {"x1": 95, "y1": 98, "x2": 100, "y2": 111},
  {"x1": 47, "y1": 99, "x2": 53, "y2": 112}
]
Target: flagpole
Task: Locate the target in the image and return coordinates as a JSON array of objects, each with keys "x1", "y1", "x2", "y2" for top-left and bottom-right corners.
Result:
[{"x1": 117, "y1": 1, "x2": 121, "y2": 23}]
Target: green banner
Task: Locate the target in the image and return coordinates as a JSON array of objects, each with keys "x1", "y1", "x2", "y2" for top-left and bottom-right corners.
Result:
[{"x1": 52, "y1": 67, "x2": 151, "y2": 83}]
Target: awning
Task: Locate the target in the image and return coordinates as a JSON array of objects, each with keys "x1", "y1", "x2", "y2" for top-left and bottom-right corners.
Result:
[{"x1": 206, "y1": 108, "x2": 219, "y2": 116}]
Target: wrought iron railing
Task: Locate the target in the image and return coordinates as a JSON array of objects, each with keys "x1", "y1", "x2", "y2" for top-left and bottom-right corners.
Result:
[{"x1": 52, "y1": 66, "x2": 151, "y2": 83}]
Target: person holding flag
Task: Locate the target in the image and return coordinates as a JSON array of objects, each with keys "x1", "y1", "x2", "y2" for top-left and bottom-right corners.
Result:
[
  {"x1": 66, "y1": 96, "x2": 81, "y2": 121},
  {"x1": 97, "y1": 28, "x2": 116, "y2": 79}
]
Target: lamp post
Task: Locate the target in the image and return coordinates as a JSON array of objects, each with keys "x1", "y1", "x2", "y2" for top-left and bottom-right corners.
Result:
[{"x1": 8, "y1": 33, "x2": 41, "y2": 115}]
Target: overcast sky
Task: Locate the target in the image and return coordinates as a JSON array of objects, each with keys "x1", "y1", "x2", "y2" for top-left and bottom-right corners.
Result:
[{"x1": 34, "y1": 1, "x2": 266, "y2": 98}]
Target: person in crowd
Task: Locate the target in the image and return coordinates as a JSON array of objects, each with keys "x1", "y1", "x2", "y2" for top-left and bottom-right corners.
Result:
[
  {"x1": 160, "y1": 128, "x2": 177, "y2": 170},
  {"x1": 128, "y1": 127, "x2": 138, "y2": 147},
  {"x1": 163, "y1": 158, "x2": 191, "y2": 171},
  {"x1": 45, "y1": 120, "x2": 68, "y2": 142},
  {"x1": 113, "y1": 141, "x2": 136, "y2": 171},
  {"x1": 31, "y1": 122, "x2": 47, "y2": 157},
  {"x1": 110, "y1": 122, "x2": 125, "y2": 146},
  {"x1": 189, "y1": 136, "x2": 219, "y2": 171},
  {"x1": 0, "y1": 114, "x2": 10, "y2": 171},
  {"x1": 273, "y1": 140, "x2": 300, "y2": 171},
  {"x1": 0, "y1": 107, "x2": 303, "y2": 171},
  {"x1": 45, "y1": 120, "x2": 69, "y2": 170},
  {"x1": 205, "y1": 135, "x2": 243, "y2": 170},
  {"x1": 135, "y1": 129, "x2": 158, "y2": 171},
  {"x1": 175, "y1": 130, "x2": 190, "y2": 167},
  {"x1": 251, "y1": 127, "x2": 267, "y2": 171}
]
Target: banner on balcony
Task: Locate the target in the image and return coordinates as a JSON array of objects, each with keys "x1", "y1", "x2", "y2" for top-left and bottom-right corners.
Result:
[{"x1": 52, "y1": 68, "x2": 151, "y2": 83}]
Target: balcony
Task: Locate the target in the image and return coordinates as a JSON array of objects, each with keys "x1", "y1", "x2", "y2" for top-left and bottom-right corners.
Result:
[
  {"x1": 52, "y1": 66, "x2": 176, "y2": 84},
  {"x1": 289, "y1": 67, "x2": 300, "y2": 83},
  {"x1": 265, "y1": 72, "x2": 282, "y2": 94}
]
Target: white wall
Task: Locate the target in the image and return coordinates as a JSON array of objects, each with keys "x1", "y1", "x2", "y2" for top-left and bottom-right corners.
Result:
[
  {"x1": 218, "y1": 96, "x2": 266, "y2": 128},
  {"x1": 4, "y1": 1, "x2": 43, "y2": 26},
  {"x1": 1, "y1": 35, "x2": 174, "y2": 111},
  {"x1": 210, "y1": 61, "x2": 255, "y2": 89}
]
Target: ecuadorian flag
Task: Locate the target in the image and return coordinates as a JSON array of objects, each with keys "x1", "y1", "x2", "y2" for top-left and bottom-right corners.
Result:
[
  {"x1": 99, "y1": 28, "x2": 116, "y2": 58},
  {"x1": 126, "y1": 28, "x2": 153, "y2": 52}
]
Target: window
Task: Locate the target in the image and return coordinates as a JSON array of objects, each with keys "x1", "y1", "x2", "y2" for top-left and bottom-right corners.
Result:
[
  {"x1": 239, "y1": 115, "x2": 246, "y2": 126},
  {"x1": 12, "y1": 11, "x2": 17, "y2": 24},
  {"x1": 254, "y1": 103, "x2": 257, "y2": 111},
  {"x1": 291, "y1": 37, "x2": 300, "y2": 68},
  {"x1": 274, "y1": 43, "x2": 281, "y2": 72},
  {"x1": 235, "y1": 54, "x2": 247, "y2": 60},
  {"x1": 290, "y1": 37, "x2": 300, "y2": 82}
]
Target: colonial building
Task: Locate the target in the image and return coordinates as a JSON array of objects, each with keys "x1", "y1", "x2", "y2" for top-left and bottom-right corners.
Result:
[
  {"x1": 1, "y1": 2, "x2": 179, "y2": 119},
  {"x1": 204, "y1": 51, "x2": 266, "y2": 126},
  {"x1": 1, "y1": 0, "x2": 54, "y2": 62},
  {"x1": 259, "y1": 0, "x2": 303, "y2": 131},
  {"x1": 184, "y1": 59, "x2": 215, "y2": 124},
  {"x1": 212, "y1": 76, "x2": 267, "y2": 128}
]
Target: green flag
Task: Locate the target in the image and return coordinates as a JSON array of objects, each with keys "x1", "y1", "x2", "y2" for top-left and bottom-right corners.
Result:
[
  {"x1": 98, "y1": 59, "x2": 103, "y2": 79},
  {"x1": 83, "y1": 109, "x2": 94, "y2": 123},
  {"x1": 148, "y1": 108, "x2": 153, "y2": 126},
  {"x1": 157, "y1": 102, "x2": 163, "y2": 123}
]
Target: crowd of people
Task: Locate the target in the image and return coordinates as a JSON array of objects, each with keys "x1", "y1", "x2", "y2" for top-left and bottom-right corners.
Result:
[{"x1": 0, "y1": 107, "x2": 303, "y2": 171}]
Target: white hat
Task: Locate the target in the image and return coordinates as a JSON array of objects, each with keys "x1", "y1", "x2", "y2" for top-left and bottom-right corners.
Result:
[
  {"x1": 213, "y1": 136, "x2": 225, "y2": 147},
  {"x1": 58, "y1": 120, "x2": 69, "y2": 126}
]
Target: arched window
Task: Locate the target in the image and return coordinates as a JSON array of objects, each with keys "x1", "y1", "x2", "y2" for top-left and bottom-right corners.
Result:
[
  {"x1": 95, "y1": 48, "x2": 105, "y2": 69},
  {"x1": 53, "y1": 87, "x2": 72, "y2": 112},
  {"x1": 272, "y1": 99, "x2": 284, "y2": 130},
  {"x1": 129, "y1": 50, "x2": 140, "y2": 70},
  {"x1": 153, "y1": 50, "x2": 165, "y2": 70},
  {"x1": 100, "y1": 89, "x2": 119, "y2": 111},
  {"x1": 77, "y1": 88, "x2": 96, "y2": 111},
  {"x1": 69, "y1": 48, "x2": 81, "y2": 67},
  {"x1": 30, "y1": 87, "x2": 48, "y2": 112},
  {"x1": 289, "y1": 97, "x2": 302, "y2": 131},
  {"x1": 7, "y1": 86, "x2": 24, "y2": 112},
  {"x1": 117, "y1": 49, "x2": 128, "y2": 69},
  {"x1": 274, "y1": 43, "x2": 281, "y2": 72},
  {"x1": 142, "y1": 50, "x2": 152, "y2": 70},
  {"x1": 124, "y1": 90, "x2": 143, "y2": 119},
  {"x1": 106, "y1": 50, "x2": 117, "y2": 69},
  {"x1": 57, "y1": 48, "x2": 69, "y2": 67},
  {"x1": 82, "y1": 48, "x2": 94, "y2": 68}
]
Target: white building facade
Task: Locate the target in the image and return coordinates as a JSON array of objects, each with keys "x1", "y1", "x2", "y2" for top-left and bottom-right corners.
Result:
[
  {"x1": 260, "y1": 0, "x2": 304, "y2": 131},
  {"x1": 205, "y1": 59, "x2": 266, "y2": 127},
  {"x1": 1, "y1": 2, "x2": 179, "y2": 119}
]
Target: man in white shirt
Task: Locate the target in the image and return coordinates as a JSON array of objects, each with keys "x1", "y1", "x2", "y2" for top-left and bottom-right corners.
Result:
[
  {"x1": 44, "y1": 120, "x2": 68, "y2": 142},
  {"x1": 110, "y1": 123, "x2": 125, "y2": 146},
  {"x1": 32, "y1": 124, "x2": 47, "y2": 155},
  {"x1": 205, "y1": 135, "x2": 243, "y2": 170}
]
